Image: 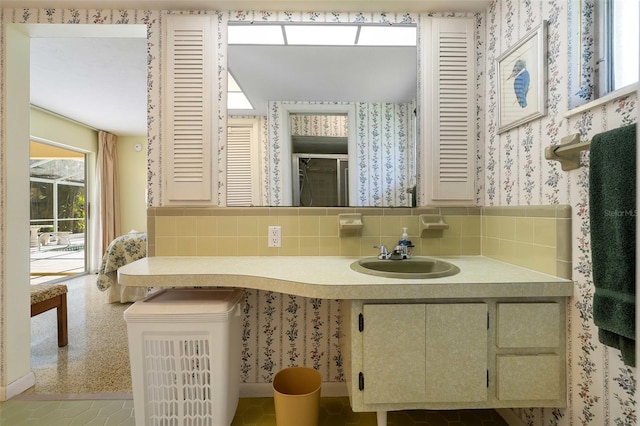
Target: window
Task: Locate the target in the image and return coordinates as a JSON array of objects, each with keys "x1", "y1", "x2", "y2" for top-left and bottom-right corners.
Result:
[
  {"x1": 596, "y1": 0, "x2": 639, "y2": 96},
  {"x1": 30, "y1": 141, "x2": 87, "y2": 284}
]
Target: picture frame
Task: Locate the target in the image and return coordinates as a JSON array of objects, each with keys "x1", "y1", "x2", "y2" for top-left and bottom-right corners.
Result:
[{"x1": 496, "y1": 21, "x2": 548, "y2": 134}]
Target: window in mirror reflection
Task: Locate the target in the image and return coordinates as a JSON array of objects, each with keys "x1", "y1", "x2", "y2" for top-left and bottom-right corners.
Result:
[
  {"x1": 358, "y1": 26, "x2": 416, "y2": 46},
  {"x1": 227, "y1": 72, "x2": 252, "y2": 110},
  {"x1": 227, "y1": 24, "x2": 284, "y2": 45},
  {"x1": 227, "y1": 23, "x2": 416, "y2": 47},
  {"x1": 284, "y1": 25, "x2": 359, "y2": 45}
]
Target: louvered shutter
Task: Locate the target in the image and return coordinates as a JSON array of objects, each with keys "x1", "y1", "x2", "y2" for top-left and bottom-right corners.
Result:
[
  {"x1": 226, "y1": 121, "x2": 258, "y2": 206},
  {"x1": 423, "y1": 18, "x2": 475, "y2": 203},
  {"x1": 163, "y1": 15, "x2": 215, "y2": 203}
]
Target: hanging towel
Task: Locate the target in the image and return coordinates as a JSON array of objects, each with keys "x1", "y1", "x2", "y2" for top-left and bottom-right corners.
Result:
[{"x1": 589, "y1": 124, "x2": 636, "y2": 367}]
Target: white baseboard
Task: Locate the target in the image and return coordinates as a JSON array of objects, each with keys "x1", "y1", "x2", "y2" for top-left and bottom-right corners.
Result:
[
  {"x1": 496, "y1": 408, "x2": 526, "y2": 426},
  {"x1": 0, "y1": 371, "x2": 36, "y2": 401},
  {"x1": 239, "y1": 381, "x2": 348, "y2": 398}
]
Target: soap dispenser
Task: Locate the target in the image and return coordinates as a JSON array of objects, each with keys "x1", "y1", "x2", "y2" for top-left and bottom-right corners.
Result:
[{"x1": 398, "y1": 227, "x2": 413, "y2": 258}]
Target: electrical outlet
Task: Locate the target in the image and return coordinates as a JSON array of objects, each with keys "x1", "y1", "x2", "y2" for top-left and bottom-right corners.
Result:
[{"x1": 268, "y1": 226, "x2": 281, "y2": 247}]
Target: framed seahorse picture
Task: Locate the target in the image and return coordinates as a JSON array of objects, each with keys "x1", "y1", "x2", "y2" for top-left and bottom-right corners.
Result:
[{"x1": 496, "y1": 21, "x2": 548, "y2": 134}]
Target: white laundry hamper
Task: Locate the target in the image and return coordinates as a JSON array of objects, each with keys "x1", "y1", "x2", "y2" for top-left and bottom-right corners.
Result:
[{"x1": 124, "y1": 288, "x2": 243, "y2": 426}]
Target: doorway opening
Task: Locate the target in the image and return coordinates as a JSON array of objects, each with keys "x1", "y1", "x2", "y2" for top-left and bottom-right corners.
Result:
[
  {"x1": 294, "y1": 154, "x2": 349, "y2": 207},
  {"x1": 289, "y1": 111, "x2": 353, "y2": 207}
]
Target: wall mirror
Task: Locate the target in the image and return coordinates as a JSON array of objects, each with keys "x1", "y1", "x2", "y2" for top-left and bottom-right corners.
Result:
[{"x1": 226, "y1": 21, "x2": 418, "y2": 207}]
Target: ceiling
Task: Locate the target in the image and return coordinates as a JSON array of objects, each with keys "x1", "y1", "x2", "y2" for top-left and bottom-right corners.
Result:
[
  {"x1": 30, "y1": 37, "x2": 148, "y2": 136},
  {"x1": 228, "y1": 44, "x2": 417, "y2": 116},
  {"x1": 23, "y1": 0, "x2": 489, "y2": 137}
]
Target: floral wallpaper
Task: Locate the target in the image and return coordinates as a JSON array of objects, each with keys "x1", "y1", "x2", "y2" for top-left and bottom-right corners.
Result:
[
  {"x1": 290, "y1": 114, "x2": 348, "y2": 137},
  {"x1": 485, "y1": 1, "x2": 637, "y2": 425},
  {"x1": 241, "y1": 292, "x2": 343, "y2": 384},
  {"x1": 355, "y1": 101, "x2": 414, "y2": 207}
]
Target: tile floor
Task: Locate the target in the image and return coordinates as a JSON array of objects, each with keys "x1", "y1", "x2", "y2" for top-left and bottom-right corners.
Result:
[
  {"x1": 0, "y1": 275, "x2": 508, "y2": 425},
  {"x1": 0, "y1": 397, "x2": 508, "y2": 425}
]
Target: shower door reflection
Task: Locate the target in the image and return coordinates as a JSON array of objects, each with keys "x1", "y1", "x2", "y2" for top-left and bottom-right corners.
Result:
[{"x1": 293, "y1": 154, "x2": 349, "y2": 207}]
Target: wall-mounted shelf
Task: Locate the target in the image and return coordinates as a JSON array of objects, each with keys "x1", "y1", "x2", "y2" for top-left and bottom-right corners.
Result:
[
  {"x1": 544, "y1": 133, "x2": 590, "y2": 171},
  {"x1": 339, "y1": 213, "x2": 363, "y2": 237},
  {"x1": 419, "y1": 213, "x2": 449, "y2": 238}
]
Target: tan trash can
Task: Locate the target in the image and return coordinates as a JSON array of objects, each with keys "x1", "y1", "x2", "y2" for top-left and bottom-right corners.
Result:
[{"x1": 273, "y1": 367, "x2": 322, "y2": 426}]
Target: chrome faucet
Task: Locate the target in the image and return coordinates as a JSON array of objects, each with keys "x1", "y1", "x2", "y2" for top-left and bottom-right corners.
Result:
[
  {"x1": 374, "y1": 245, "x2": 411, "y2": 260},
  {"x1": 391, "y1": 245, "x2": 409, "y2": 259},
  {"x1": 374, "y1": 245, "x2": 389, "y2": 259}
]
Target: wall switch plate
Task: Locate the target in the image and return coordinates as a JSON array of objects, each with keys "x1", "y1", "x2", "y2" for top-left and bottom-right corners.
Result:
[{"x1": 268, "y1": 226, "x2": 281, "y2": 247}]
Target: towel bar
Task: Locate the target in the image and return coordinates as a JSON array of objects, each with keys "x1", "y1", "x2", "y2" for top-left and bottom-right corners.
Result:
[{"x1": 544, "y1": 133, "x2": 591, "y2": 171}]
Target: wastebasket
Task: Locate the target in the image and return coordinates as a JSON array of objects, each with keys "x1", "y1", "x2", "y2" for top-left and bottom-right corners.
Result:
[
  {"x1": 273, "y1": 366, "x2": 322, "y2": 426},
  {"x1": 124, "y1": 288, "x2": 243, "y2": 426}
]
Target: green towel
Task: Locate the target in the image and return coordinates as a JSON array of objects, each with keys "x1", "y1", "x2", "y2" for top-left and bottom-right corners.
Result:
[{"x1": 589, "y1": 124, "x2": 636, "y2": 367}]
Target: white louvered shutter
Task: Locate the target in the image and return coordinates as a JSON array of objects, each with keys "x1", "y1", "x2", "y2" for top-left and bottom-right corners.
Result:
[
  {"x1": 423, "y1": 18, "x2": 475, "y2": 203},
  {"x1": 226, "y1": 120, "x2": 259, "y2": 206},
  {"x1": 163, "y1": 15, "x2": 215, "y2": 203}
]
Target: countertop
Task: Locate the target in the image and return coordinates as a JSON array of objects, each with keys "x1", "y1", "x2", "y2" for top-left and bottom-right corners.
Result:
[{"x1": 117, "y1": 256, "x2": 573, "y2": 300}]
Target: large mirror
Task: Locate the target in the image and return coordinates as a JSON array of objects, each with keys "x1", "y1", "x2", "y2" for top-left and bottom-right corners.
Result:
[{"x1": 226, "y1": 22, "x2": 418, "y2": 207}]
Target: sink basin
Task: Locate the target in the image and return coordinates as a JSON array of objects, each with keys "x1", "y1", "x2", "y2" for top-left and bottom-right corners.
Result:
[{"x1": 350, "y1": 256, "x2": 460, "y2": 279}]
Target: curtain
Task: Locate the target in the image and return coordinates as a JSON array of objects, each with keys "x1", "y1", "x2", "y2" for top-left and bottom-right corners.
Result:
[
  {"x1": 97, "y1": 131, "x2": 120, "y2": 254},
  {"x1": 90, "y1": 165, "x2": 102, "y2": 273}
]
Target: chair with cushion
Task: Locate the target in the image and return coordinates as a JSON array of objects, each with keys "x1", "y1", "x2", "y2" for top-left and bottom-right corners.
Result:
[{"x1": 30, "y1": 283, "x2": 68, "y2": 347}]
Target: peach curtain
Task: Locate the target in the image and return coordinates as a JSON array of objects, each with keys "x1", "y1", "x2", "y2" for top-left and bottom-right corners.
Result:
[{"x1": 97, "y1": 131, "x2": 120, "y2": 254}]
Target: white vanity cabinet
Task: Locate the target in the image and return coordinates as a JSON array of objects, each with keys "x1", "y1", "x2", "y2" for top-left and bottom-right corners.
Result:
[{"x1": 343, "y1": 299, "x2": 567, "y2": 426}]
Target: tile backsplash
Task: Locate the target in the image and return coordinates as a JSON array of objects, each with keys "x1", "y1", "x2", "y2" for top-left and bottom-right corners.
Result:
[
  {"x1": 148, "y1": 207, "x2": 482, "y2": 258},
  {"x1": 481, "y1": 205, "x2": 572, "y2": 278},
  {"x1": 148, "y1": 205, "x2": 571, "y2": 278}
]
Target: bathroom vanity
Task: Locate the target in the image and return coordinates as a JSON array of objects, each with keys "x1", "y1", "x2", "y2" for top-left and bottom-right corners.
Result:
[
  {"x1": 344, "y1": 299, "x2": 566, "y2": 425},
  {"x1": 118, "y1": 255, "x2": 572, "y2": 426}
]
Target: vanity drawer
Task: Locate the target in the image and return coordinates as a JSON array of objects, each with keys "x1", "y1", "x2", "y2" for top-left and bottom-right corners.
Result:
[
  {"x1": 496, "y1": 354, "x2": 561, "y2": 401},
  {"x1": 496, "y1": 303, "x2": 560, "y2": 348}
]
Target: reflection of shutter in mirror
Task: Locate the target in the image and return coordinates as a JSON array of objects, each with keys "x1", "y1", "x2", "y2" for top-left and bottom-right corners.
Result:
[{"x1": 227, "y1": 118, "x2": 260, "y2": 206}]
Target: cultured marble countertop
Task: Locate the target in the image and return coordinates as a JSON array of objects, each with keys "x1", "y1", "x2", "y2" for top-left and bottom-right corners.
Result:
[{"x1": 117, "y1": 256, "x2": 573, "y2": 300}]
